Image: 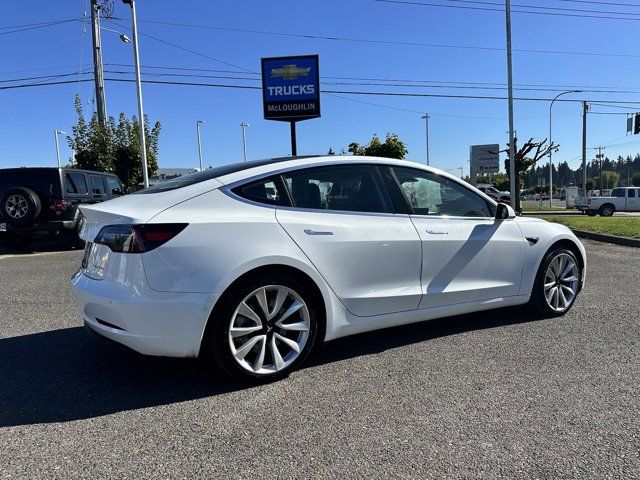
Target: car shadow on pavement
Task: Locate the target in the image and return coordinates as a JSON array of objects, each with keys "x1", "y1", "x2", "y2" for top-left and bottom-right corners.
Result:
[
  {"x1": 0, "y1": 237, "x2": 82, "y2": 256},
  {"x1": 0, "y1": 307, "x2": 540, "y2": 427}
]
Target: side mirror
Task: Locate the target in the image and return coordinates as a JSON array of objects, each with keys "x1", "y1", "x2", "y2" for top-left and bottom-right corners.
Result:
[
  {"x1": 112, "y1": 188, "x2": 122, "y2": 196},
  {"x1": 495, "y1": 202, "x2": 516, "y2": 220}
]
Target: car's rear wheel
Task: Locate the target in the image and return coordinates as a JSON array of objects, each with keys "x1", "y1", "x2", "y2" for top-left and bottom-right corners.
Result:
[
  {"x1": 208, "y1": 274, "x2": 320, "y2": 382},
  {"x1": 530, "y1": 247, "x2": 581, "y2": 318},
  {"x1": 599, "y1": 204, "x2": 615, "y2": 217}
]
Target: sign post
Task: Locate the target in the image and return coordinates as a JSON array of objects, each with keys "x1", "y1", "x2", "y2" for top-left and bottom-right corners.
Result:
[
  {"x1": 469, "y1": 144, "x2": 500, "y2": 186},
  {"x1": 261, "y1": 55, "x2": 320, "y2": 156}
]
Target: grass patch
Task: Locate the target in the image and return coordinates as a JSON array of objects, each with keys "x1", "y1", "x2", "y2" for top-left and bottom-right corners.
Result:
[{"x1": 535, "y1": 216, "x2": 640, "y2": 239}]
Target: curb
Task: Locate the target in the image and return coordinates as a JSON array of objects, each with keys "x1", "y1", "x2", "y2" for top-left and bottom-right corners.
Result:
[{"x1": 570, "y1": 229, "x2": 640, "y2": 248}]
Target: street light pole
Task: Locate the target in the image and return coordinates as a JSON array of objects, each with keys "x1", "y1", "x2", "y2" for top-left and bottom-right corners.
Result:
[
  {"x1": 421, "y1": 113, "x2": 430, "y2": 166},
  {"x1": 549, "y1": 90, "x2": 581, "y2": 207},
  {"x1": 240, "y1": 122, "x2": 250, "y2": 162},
  {"x1": 505, "y1": 0, "x2": 517, "y2": 209},
  {"x1": 54, "y1": 130, "x2": 65, "y2": 169},
  {"x1": 196, "y1": 120, "x2": 204, "y2": 170},
  {"x1": 121, "y1": 0, "x2": 149, "y2": 188}
]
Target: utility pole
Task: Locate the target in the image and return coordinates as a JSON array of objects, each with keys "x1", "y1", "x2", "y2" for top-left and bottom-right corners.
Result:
[
  {"x1": 90, "y1": 0, "x2": 107, "y2": 127},
  {"x1": 421, "y1": 113, "x2": 430, "y2": 166},
  {"x1": 582, "y1": 101, "x2": 589, "y2": 197},
  {"x1": 505, "y1": 0, "x2": 517, "y2": 209},
  {"x1": 594, "y1": 147, "x2": 606, "y2": 193},
  {"x1": 196, "y1": 120, "x2": 204, "y2": 170},
  {"x1": 240, "y1": 122, "x2": 250, "y2": 162}
]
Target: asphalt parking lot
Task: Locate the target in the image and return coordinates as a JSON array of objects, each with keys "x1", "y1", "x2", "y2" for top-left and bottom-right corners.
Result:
[{"x1": 0, "y1": 240, "x2": 638, "y2": 478}]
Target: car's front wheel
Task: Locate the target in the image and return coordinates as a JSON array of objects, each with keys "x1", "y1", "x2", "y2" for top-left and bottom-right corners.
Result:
[
  {"x1": 530, "y1": 247, "x2": 582, "y2": 317},
  {"x1": 208, "y1": 274, "x2": 320, "y2": 382}
]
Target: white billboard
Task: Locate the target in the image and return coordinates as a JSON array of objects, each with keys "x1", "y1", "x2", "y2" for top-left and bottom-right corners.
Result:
[{"x1": 470, "y1": 144, "x2": 500, "y2": 174}]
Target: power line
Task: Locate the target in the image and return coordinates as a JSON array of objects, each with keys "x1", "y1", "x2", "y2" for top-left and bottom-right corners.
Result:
[
  {"x1": 107, "y1": 19, "x2": 257, "y2": 73},
  {"x1": 133, "y1": 18, "x2": 640, "y2": 60},
  {"x1": 374, "y1": 0, "x2": 640, "y2": 20},
  {"x1": 0, "y1": 19, "x2": 78, "y2": 36},
  {"x1": 0, "y1": 18, "x2": 79, "y2": 30},
  {"x1": 5, "y1": 76, "x2": 640, "y2": 107},
  {"x1": 442, "y1": 0, "x2": 640, "y2": 16},
  {"x1": 559, "y1": 0, "x2": 640, "y2": 7}
]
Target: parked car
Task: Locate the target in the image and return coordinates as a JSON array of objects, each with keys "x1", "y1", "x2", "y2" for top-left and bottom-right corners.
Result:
[
  {"x1": 72, "y1": 156, "x2": 586, "y2": 382},
  {"x1": 575, "y1": 187, "x2": 640, "y2": 216},
  {"x1": 477, "y1": 186, "x2": 511, "y2": 204},
  {"x1": 0, "y1": 167, "x2": 124, "y2": 247}
]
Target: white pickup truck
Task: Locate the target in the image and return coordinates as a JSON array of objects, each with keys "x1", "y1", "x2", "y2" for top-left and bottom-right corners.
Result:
[{"x1": 576, "y1": 187, "x2": 640, "y2": 216}]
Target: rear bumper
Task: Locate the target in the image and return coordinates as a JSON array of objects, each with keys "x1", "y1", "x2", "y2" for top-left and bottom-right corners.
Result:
[{"x1": 72, "y1": 269, "x2": 217, "y2": 358}]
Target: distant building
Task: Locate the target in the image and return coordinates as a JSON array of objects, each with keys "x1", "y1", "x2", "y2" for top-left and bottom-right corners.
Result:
[{"x1": 149, "y1": 168, "x2": 200, "y2": 185}]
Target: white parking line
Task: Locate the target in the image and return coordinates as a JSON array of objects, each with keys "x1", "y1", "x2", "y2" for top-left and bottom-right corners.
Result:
[{"x1": 0, "y1": 250, "x2": 75, "y2": 260}]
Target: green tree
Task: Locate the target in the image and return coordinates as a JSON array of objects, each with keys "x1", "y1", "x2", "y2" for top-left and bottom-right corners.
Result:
[
  {"x1": 593, "y1": 170, "x2": 620, "y2": 190},
  {"x1": 67, "y1": 95, "x2": 161, "y2": 189},
  {"x1": 348, "y1": 133, "x2": 408, "y2": 159},
  {"x1": 632, "y1": 172, "x2": 640, "y2": 187}
]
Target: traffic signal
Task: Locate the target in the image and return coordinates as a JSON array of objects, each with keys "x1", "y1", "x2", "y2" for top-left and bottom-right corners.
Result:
[{"x1": 634, "y1": 113, "x2": 640, "y2": 135}]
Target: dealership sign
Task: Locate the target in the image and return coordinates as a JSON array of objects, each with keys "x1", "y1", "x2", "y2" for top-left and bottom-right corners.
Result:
[
  {"x1": 470, "y1": 144, "x2": 500, "y2": 174},
  {"x1": 261, "y1": 55, "x2": 320, "y2": 121}
]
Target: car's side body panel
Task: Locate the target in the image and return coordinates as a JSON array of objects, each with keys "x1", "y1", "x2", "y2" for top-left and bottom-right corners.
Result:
[
  {"x1": 276, "y1": 207, "x2": 422, "y2": 316},
  {"x1": 410, "y1": 216, "x2": 525, "y2": 309}
]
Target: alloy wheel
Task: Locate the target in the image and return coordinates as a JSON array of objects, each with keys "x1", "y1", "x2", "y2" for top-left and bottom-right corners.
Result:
[
  {"x1": 543, "y1": 253, "x2": 579, "y2": 313},
  {"x1": 228, "y1": 285, "x2": 310, "y2": 375},
  {"x1": 5, "y1": 195, "x2": 28, "y2": 219}
]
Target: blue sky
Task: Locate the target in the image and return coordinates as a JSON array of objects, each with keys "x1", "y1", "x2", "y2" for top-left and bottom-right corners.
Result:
[{"x1": 2, "y1": 0, "x2": 640, "y2": 175}]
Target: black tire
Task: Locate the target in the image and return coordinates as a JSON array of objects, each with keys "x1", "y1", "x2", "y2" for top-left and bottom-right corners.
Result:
[
  {"x1": 66, "y1": 212, "x2": 86, "y2": 248},
  {"x1": 207, "y1": 273, "x2": 321, "y2": 383},
  {"x1": 1, "y1": 187, "x2": 42, "y2": 227},
  {"x1": 599, "y1": 204, "x2": 615, "y2": 217},
  {"x1": 585, "y1": 210, "x2": 597, "y2": 217},
  {"x1": 529, "y1": 247, "x2": 582, "y2": 318}
]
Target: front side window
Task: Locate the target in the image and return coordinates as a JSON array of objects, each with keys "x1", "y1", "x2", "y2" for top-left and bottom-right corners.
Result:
[
  {"x1": 65, "y1": 173, "x2": 88, "y2": 194},
  {"x1": 627, "y1": 189, "x2": 636, "y2": 198},
  {"x1": 283, "y1": 165, "x2": 390, "y2": 213},
  {"x1": 392, "y1": 166, "x2": 493, "y2": 217},
  {"x1": 232, "y1": 177, "x2": 288, "y2": 206}
]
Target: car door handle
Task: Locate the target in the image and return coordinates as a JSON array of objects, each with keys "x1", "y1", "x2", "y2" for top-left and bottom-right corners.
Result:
[
  {"x1": 425, "y1": 228, "x2": 448, "y2": 235},
  {"x1": 304, "y1": 229, "x2": 334, "y2": 236}
]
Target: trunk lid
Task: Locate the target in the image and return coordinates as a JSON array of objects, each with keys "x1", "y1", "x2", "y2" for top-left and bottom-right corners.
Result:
[{"x1": 79, "y1": 179, "x2": 223, "y2": 240}]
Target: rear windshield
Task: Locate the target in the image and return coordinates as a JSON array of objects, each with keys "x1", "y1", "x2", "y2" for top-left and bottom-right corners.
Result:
[{"x1": 136, "y1": 156, "x2": 316, "y2": 194}]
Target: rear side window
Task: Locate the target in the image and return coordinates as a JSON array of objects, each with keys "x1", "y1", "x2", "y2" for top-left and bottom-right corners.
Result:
[
  {"x1": 283, "y1": 165, "x2": 391, "y2": 213},
  {"x1": 65, "y1": 173, "x2": 88, "y2": 194},
  {"x1": 90, "y1": 175, "x2": 106, "y2": 195},
  {"x1": 612, "y1": 189, "x2": 625, "y2": 197},
  {"x1": 232, "y1": 177, "x2": 289, "y2": 206}
]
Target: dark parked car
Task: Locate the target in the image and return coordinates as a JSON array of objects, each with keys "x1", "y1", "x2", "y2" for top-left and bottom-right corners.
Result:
[{"x1": 0, "y1": 167, "x2": 124, "y2": 247}]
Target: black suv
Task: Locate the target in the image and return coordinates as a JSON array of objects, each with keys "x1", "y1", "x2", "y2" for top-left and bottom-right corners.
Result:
[{"x1": 0, "y1": 167, "x2": 124, "y2": 247}]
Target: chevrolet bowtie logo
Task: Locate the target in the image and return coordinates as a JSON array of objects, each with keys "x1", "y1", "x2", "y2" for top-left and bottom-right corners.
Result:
[{"x1": 270, "y1": 64, "x2": 311, "y2": 80}]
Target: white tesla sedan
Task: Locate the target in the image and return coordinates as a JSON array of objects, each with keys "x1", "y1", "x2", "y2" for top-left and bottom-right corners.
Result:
[{"x1": 72, "y1": 156, "x2": 586, "y2": 381}]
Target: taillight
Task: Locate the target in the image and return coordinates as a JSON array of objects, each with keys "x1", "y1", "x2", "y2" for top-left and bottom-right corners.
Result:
[
  {"x1": 94, "y1": 224, "x2": 188, "y2": 253},
  {"x1": 50, "y1": 199, "x2": 72, "y2": 212}
]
